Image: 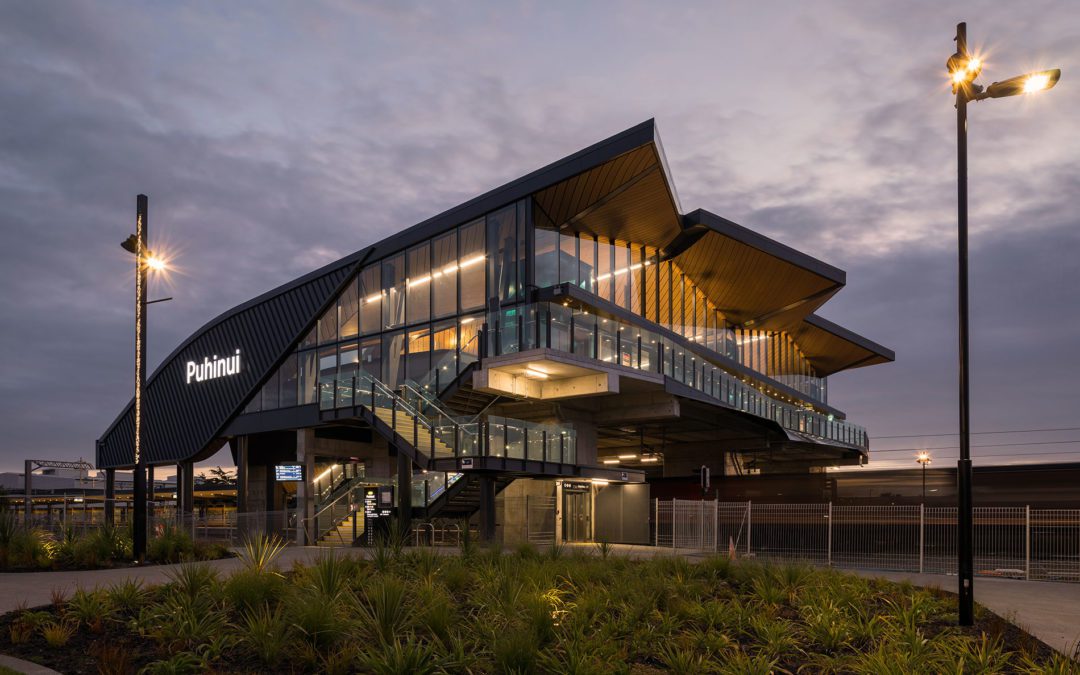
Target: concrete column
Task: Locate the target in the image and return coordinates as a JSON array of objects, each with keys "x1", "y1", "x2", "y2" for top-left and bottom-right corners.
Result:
[
  {"x1": 236, "y1": 437, "x2": 249, "y2": 513},
  {"x1": 478, "y1": 475, "x2": 496, "y2": 542},
  {"x1": 104, "y1": 468, "x2": 116, "y2": 525},
  {"x1": 396, "y1": 449, "x2": 412, "y2": 538},
  {"x1": 296, "y1": 429, "x2": 316, "y2": 545},
  {"x1": 177, "y1": 462, "x2": 194, "y2": 515}
]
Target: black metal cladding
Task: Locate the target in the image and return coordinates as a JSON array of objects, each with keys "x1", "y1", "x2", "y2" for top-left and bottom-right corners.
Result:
[{"x1": 96, "y1": 264, "x2": 353, "y2": 469}]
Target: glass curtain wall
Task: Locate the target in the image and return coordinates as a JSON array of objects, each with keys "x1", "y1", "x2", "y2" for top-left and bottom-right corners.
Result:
[{"x1": 249, "y1": 199, "x2": 532, "y2": 414}]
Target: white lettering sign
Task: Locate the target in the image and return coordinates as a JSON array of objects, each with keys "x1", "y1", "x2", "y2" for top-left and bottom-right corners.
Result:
[{"x1": 186, "y1": 349, "x2": 242, "y2": 384}]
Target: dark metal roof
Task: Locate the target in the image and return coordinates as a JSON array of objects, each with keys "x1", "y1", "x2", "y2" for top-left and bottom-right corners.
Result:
[{"x1": 96, "y1": 262, "x2": 355, "y2": 468}]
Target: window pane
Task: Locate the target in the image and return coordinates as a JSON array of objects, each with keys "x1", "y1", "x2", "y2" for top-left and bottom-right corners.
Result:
[
  {"x1": 338, "y1": 342, "x2": 358, "y2": 406},
  {"x1": 459, "y1": 314, "x2": 482, "y2": 369},
  {"x1": 318, "y1": 346, "x2": 337, "y2": 383},
  {"x1": 317, "y1": 303, "x2": 337, "y2": 344},
  {"x1": 279, "y1": 353, "x2": 298, "y2": 407},
  {"x1": 300, "y1": 326, "x2": 316, "y2": 349},
  {"x1": 459, "y1": 219, "x2": 485, "y2": 311},
  {"x1": 659, "y1": 260, "x2": 670, "y2": 329},
  {"x1": 487, "y1": 205, "x2": 517, "y2": 303},
  {"x1": 356, "y1": 265, "x2": 381, "y2": 335},
  {"x1": 382, "y1": 254, "x2": 405, "y2": 329},
  {"x1": 573, "y1": 310, "x2": 595, "y2": 358},
  {"x1": 534, "y1": 225, "x2": 558, "y2": 289},
  {"x1": 298, "y1": 350, "x2": 317, "y2": 405},
  {"x1": 613, "y1": 240, "x2": 630, "y2": 309},
  {"x1": 406, "y1": 243, "x2": 431, "y2": 325},
  {"x1": 382, "y1": 330, "x2": 405, "y2": 387},
  {"x1": 630, "y1": 245, "x2": 642, "y2": 316},
  {"x1": 338, "y1": 277, "x2": 358, "y2": 339},
  {"x1": 516, "y1": 200, "x2": 528, "y2": 298},
  {"x1": 579, "y1": 233, "x2": 596, "y2": 294},
  {"x1": 359, "y1": 337, "x2": 381, "y2": 379},
  {"x1": 432, "y1": 319, "x2": 457, "y2": 388},
  {"x1": 432, "y1": 231, "x2": 457, "y2": 319},
  {"x1": 406, "y1": 325, "x2": 431, "y2": 383},
  {"x1": 596, "y1": 237, "x2": 613, "y2": 302},
  {"x1": 558, "y1": 232, "x2": 577, "y2": 286}
]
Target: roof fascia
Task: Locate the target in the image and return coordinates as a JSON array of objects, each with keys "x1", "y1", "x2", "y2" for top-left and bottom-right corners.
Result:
[{"x1": 804, "y1": 313, "x2": 896, "y2": 362}]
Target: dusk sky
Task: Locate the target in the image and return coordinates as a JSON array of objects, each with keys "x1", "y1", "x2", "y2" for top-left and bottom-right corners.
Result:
[{"x1": 1, "y1": 1, "x2": 1077, "y2": 474}]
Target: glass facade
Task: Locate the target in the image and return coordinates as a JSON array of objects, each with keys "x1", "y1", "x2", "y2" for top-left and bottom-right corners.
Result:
[{"x1": 247, "y1": 194, "x2": 829, "y2": 426}]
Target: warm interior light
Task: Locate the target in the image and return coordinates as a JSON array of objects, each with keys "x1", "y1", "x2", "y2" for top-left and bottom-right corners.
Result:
[
  {"x1": 524, "y1": 367, "x2": 549, "y2": 379},
  {"x1": 1023, "y1": 73, "x2": 1051, "y2": 93},
  {"x1": 460, "y1": 317, "x2": 475, "y2": 324},
  {"x1": 313, "y1": 464, "x2": 339, "y2": 483},
  {"x1": 602, "y1": 459, "x2": 619, "y2": 465},
  {"x1": 459, "y1": 255, "x2": 485, "y2": 269},
  {"x1": 641, "y1": 457, "x2": 659, "y2": 463},
  {"x1": 617, "y1": 454, "x2": 638, "y2": 460},
  {"x1": 591, "y1": 479, "x2": 609, "y2": 485}
]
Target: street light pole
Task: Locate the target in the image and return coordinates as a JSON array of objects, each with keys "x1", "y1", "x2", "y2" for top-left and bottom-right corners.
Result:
[
  {"x1": 946, "y1": 21, "x2": 1060, "y2": 627},
  {"x1": 133, "y1": 194, "x2": 149, "y2": 563}
]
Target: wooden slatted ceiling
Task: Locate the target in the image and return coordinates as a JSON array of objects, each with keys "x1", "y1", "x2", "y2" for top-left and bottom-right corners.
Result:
[
  {"x1": 672, "y1": 230, "x2": 839, "y2": 327},
  {"x1": 787, "y1": 318, "x2": 893, "y2": 377},
  {"x1": 533, "y1": 145, "x2": 682, "y2": 248}
]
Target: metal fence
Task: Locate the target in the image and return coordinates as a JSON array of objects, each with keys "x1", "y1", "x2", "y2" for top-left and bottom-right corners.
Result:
[{"x1": 656, "y1": 499, "x2": 1080, "y2": 583}]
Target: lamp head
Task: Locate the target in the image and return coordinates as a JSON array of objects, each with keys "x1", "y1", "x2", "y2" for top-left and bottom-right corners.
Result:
[
  {"x1": 984, "y1": 69, "x2": 1061, "y2": 98},
  {"x1": 947, "y1": 51, "x2": 983, "y2": 93}
]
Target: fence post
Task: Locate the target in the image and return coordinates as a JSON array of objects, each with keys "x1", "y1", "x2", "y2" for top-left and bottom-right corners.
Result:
[
  {"x1": 919, "y1": 504, "x2": 925, "y2": 574},
  {"x1": 653, "y1": 498, "x2": 658, "y2": 547},
  {"x1": 827, "y1": 502, "x2": 832, "y2": 567},
  {"x1": 714, "y1": 498, "x2": 719, "y2": 554},
  {"x1": 1025, "y1": 505, "x2": 1031, "y2": 581},
  {"x1": 700, "y1": 499, "x2": 705, "y2": 551},
  {"x1": 746, "y1": 500, "x2": 752, "y2": 556}
]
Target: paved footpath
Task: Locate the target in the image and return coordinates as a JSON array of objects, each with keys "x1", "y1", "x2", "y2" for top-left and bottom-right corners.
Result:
[{"x1": 1, "y1": 546, "x2": 1078, "y2": 657}]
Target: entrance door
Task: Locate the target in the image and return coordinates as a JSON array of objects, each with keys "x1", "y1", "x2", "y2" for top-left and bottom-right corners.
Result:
[{"x1": 563, "y1": 490, "x2": 591, "y2": 542}]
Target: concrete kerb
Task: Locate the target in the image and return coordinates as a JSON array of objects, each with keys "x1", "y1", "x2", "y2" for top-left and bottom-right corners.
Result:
[{"x1": 0, "y1": 653, "x2": 63, "y2": 675}]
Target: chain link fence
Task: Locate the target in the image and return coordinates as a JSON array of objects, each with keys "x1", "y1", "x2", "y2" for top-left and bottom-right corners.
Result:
[{"x1": 655, "y1": 499, "x2": 1080, "y2": 582}]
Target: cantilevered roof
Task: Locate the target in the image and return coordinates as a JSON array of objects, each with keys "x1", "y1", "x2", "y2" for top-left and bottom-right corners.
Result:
[
  {"x1": 788, "y1": 314, "x2": 895, "y2": 377},
  {"x1": 670, "y1": 209, "x2": 845, "y2": 328},
  {"x1": 532, "y1": 131, "x2": 682, "y2": 247}
]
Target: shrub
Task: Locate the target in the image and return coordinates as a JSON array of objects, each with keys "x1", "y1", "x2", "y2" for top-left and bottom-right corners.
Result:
[
  {"x1": 68, "y1": 587, "x2": 115, "y2": 632},
  {"x1": 5, "y1": 528, "x2": 55, "y2": 569},
  {"x1": 91, "y1": 641, "x2": 134, "y2": 675},
  {"x1": 289, "y1": 589, "x2": 345, "y2": 648},
  {"x1": 237, "y1": 533, "x2": 287, "y2": 573},
  {"x1": 147, "y1": 522, "x2": 195, "y2": 563},
  {"x1": 41, "y1": 620, "x2": 77, "y2": 647},
  {"x1": 358, "y1": 577, "x2": 410, "y2": 645},
  {"x1": 107, "y1": 578, "x2": 148, "y2": 614},
  {"x1": 238, "y1": 604, "x2": 290, "y2": 665},
  {"x1": 360, "y1": 639, "x2": 439, "y2": 675},
  {"x1": 225, "y1": 568, "x2": 286, "y2": 613}
]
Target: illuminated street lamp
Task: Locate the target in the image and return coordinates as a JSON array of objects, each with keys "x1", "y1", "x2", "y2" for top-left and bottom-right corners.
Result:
[
  {"x1": 120, "y1": 194, "x2": 171, "y2": 562},
  {"x1": 946, "y1": 22, "x2": 1060, "y2": 627},
  {"x1": 916, "y1": 451, "x2": 932, "y2": 502}
]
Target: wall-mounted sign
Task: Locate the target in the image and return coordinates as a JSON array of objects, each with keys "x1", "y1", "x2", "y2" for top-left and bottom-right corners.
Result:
[
  {"x1": 186, "y1": 349, "x2": 242, "y2": 384},
  {"x1": 460, "y1": 457, "x2": 474, "y2": 469},
  {"x1": 563, "y1": 481, "x2": 591, "y2": 492},
  {"x1": 274, "y1": 464, "x2": 303, "y2": 481}
]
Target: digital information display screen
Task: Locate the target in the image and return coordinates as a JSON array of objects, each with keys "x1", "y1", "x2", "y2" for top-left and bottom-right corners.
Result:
[{"x1": 274, "y1": 464, "x2": 303, "y2": 482}]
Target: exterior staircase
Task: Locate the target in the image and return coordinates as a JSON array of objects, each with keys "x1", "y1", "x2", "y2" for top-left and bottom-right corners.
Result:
[{"x1": 317, "y1": 511, "x2": 361, "y2": 547}]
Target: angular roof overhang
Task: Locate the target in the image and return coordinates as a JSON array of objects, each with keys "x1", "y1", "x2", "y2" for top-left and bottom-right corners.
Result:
[
  {"x1": 670, "y1": 209, "x2": 845, "y2": 329},
  {"x1": 788, "y1": 314, "x2": 895, "y2": 377},
  {"x1": 531, "y1": 123, "x2": 682, "y2": 247}
]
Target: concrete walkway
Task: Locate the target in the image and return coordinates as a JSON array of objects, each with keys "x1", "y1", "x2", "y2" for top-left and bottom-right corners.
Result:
[
  {"x1": 1, "y1": 546, "x2": 1077, "y2": 656},
  {"x1": 852, "y1": 570, "x2": 1080, "y2": 657}
]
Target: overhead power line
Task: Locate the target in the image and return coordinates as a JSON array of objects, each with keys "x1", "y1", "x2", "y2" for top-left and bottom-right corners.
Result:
[
  {"x1": 871, "y1": 439, "x2": 1080, "y2": 454},
  {"x1": 872, "y1": 426, "x2": 1080, "y2": 439}
]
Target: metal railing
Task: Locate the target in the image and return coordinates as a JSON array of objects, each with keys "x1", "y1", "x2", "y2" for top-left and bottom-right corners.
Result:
[
  {"x1": 318, "y1": 368, "x2": 577, "y2": 464},
  {"x1": 655, "y1": 499, "x2": 1080, "y2": 582},
  {"x1": 489, "y1": 302, "x2": 867, "y2": 450}
]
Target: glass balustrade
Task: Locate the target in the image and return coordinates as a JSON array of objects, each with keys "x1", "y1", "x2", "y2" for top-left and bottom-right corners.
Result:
[
  {"x1": 487, "y1": 302, "x2": 868, "y2": 450},
  {"x1": 317, "y1": 370, "x2": 578, "y2": 462}
]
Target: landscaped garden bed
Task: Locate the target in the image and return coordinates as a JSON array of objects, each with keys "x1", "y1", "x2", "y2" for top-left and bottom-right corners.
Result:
[
  {"x1": 0, "y1": 536, "x2": 1074, "y2": 674},
  {"x1": 0, "y1": 514, "x2": 232, "y2": 571}
]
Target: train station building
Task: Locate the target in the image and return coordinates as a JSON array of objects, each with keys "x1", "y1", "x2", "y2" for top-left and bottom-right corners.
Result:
[{"x1": 96, "y1": 120, "x2": 893, "y2": 545}]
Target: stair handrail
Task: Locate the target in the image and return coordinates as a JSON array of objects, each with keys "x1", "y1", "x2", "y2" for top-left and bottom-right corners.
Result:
[{"x1": 304, "y1": 481, "x2": 363, "y2": 544}]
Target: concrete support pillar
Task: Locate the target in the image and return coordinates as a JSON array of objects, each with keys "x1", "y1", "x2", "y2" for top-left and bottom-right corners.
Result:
[
  {"x1": 177, "y1": 462, "x2": 194, "y2": 515},
  {"x1": 296, "y1": 429, "x2": 315, "y2": 545},
  {"x1": 479, "y1": 475, "x2": 496, "y2": 542},
  {"x1": 236, "y1": 437, "x2": 249, "y2": 513},
  {"x1": 104, "y1": 468, "x2": 116, "y2": 525},
  {"x1": 396, "y1": 449, "x2": 412, "y2": 538}
]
